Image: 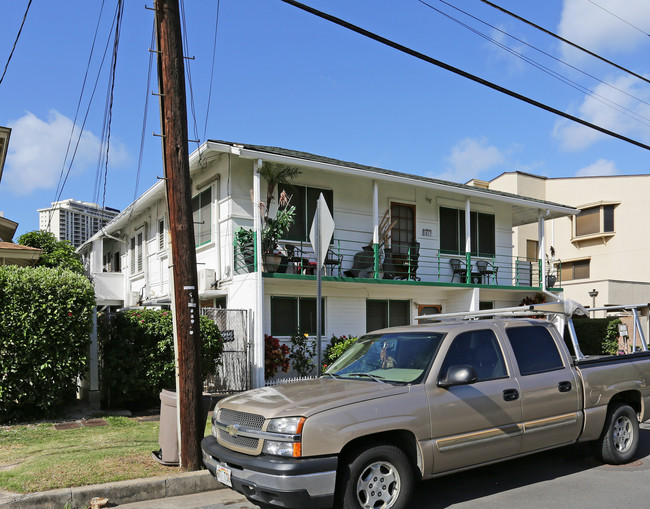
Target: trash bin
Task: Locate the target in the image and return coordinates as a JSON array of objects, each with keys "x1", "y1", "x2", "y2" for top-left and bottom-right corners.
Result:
[{"x1": 153, "y1": 389, "x2": 213, "y2": 466}]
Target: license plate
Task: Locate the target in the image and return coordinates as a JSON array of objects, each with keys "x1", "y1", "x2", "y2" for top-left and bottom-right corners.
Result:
[{"x1": 216, "y1": 465, "x2": 232, "y2": 487}]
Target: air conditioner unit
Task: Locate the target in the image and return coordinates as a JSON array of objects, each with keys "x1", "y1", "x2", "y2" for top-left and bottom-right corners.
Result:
[{"x1": 199, "y1": 269, "x2": 217, "y2": 292}]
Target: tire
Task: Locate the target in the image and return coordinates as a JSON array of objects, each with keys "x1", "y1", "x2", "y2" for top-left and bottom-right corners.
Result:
[
  {"x1": 339, "y1": 444, "x2": 414, "y2": 509},
  {"x1": 597, "y1": 403, "x2": 639, "y2": 465}
]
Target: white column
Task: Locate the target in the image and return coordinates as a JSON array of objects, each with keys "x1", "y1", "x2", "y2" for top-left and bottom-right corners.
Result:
[
  {"x1": 538, "y1": 210, "x2": 546, "y2": 291},
  {"x1": 253, "y1": 160, "x2": 264, "y2": 388},
  {"x1": 373, "y1": 181, "x2": 379, "y2": 244}
]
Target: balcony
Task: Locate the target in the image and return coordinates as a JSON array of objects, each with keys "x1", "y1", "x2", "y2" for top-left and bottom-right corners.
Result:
[{"x1": 234, "y1": 238, "x2": 560, "y2": 290}]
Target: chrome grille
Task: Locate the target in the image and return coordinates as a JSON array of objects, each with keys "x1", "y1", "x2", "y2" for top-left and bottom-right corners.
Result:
[
  {"x1": 218, "y1": 408, "x2": 264, "y2": 430},
  {"x1": 217, "y1": 408, "x2": 265, "y2": 451}
]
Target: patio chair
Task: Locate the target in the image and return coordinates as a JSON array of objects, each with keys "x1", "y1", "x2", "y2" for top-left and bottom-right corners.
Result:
[
  {"x1": 450, "y1": 258, "x2": 467, "y2": 282},
  {"x1": 476, "y1": 260, "x2": 498, "y2": 284}
]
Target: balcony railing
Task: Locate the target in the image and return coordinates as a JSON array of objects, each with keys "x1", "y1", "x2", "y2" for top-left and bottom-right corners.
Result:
[{"x1": 234, "y1": 237, "x2": 560, "y2": 289}]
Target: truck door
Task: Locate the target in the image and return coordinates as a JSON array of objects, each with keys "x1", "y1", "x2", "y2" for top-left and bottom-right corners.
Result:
[
  {"x1": 428, "y1": 327, "x2": 522, "y2": 473},
  {"x1": 504, "y1": 324, "x2": 582, "y2": 454}
]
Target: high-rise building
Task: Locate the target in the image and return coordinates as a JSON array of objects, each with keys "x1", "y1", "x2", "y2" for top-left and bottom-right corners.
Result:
[{"x1": 38, "y1": 199, "x2": 120, "y2": 248}]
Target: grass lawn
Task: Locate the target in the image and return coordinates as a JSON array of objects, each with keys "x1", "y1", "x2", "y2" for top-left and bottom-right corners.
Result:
[{"x1": 0, "y1": 415, "x2": 212, "y2": 494}]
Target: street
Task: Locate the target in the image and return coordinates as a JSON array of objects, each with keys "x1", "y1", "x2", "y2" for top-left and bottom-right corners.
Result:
[{"x1": 118, "y1": 423, "x2": 650, "y2": 508}]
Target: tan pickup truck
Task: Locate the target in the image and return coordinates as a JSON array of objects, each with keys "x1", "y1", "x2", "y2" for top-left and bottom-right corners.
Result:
[{"x1": 202, "y1": 309, "x2": 650, "y2": 509}]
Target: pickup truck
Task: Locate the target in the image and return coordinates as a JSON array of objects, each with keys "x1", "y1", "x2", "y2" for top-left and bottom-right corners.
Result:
[{"x1": 202, "y1": 311, "x2": 650, "y2": 509}]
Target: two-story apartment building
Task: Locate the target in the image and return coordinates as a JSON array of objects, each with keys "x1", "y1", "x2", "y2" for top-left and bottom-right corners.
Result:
[{"x1": 79, "y1": 141, "x2": 578, "y2": 389}]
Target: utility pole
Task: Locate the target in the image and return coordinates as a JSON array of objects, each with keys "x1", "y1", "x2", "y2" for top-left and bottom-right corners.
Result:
[{"x1": 155, "y1": 0, "x2": 203, "y2": 471}]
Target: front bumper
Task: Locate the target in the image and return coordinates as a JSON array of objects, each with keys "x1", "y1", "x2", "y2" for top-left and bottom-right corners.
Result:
[{"x1": 201, "y1": 435, "x2": 337, "y2": 509}]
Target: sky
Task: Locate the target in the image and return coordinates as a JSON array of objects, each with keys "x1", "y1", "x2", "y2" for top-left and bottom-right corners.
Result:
[{"x1": 1, "y1": 0, "x2": 650, "y2": 238}]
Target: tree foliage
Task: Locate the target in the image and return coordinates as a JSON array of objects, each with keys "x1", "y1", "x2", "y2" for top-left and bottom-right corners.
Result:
[
  {"x1": 0, "y1": 266, "x2": 95, "y2": 423},
  {"x1": 17, "y1": 230, "x2": 85, "y2": 275},
  {"x1": 99, "y1": 309, "x2": 224, "y2": 409}
]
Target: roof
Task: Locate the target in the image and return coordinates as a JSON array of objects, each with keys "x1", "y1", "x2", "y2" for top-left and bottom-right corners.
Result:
[
  {"x1": 0, "y1": 242, "x2": 42, "y2": 266},
  {"x1": 205, "y1": 140, "x2": 578, "y2": 226}
]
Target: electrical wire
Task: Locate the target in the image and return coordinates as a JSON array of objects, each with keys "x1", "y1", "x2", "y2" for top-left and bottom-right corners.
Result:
[
  {"x1": 478, "y1": 0, "x2": 650, "y2": 87},
  {"x1": 417, "y1": 0, "x2": 650, "y2": 127},
  {"x1": 0, "y1": 0, "x2": 32, "y2": 86},
  {"x1": 180, "y1": 0, "x2": 201, "y2": 154},
  {"x1": 202, "y1": 0, "x2": 221, "y2": 145},
  {"x1": 585, "y1": 0, "x2": 650, "y2": 38},
  {"x1": 279, "y1": 0, "x2": 650, "y2": 152}
]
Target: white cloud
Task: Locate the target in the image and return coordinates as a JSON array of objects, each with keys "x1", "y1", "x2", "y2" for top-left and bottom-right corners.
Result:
[
  {"x1": 4, "y1": 110, "x2": 129, "y2": 195},
  {"x1": 575, "y1": 158, "x2": 620, "y2": 176},
  {"x1": 552, "y1": 74, "x2": 650, "y2": 150},
  {"x1": 558, "y1": 0, "x2": 650, "y2": 62},
  {"x1": 433, "y1": 137, "x2": 505, "y2": 183}
]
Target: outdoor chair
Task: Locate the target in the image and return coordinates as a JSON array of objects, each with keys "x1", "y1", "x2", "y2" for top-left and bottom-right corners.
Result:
[
  {"x1": 476, "y1": 260, "x2": 498, "y2": 284},
  {"x1": 450, "y1": 258, "x2": 467, "y2": 282}
]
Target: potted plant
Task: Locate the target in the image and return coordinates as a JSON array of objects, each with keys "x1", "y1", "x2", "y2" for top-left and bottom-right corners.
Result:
[
  {"x1": 261, "y1": 199, "x2": 295, "y2": 272},
  {"x1": 234, "y1": 227, "x2": 255, "y2": 272}
]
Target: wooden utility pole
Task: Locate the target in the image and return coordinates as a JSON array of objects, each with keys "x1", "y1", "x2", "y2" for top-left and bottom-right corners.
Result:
[{"x1": 155, "y1": 0, "x2": 203, "y2": 471}]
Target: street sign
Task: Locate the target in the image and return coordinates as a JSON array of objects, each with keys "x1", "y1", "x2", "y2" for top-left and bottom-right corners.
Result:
[{"x1": 309, "y1": 193, "x2": 334, "y2": 268}]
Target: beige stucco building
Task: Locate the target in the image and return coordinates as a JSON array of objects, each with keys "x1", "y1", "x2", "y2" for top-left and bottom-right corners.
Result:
[{"x1": 486, "y1": 172, "x2": 650, "y2": 313}]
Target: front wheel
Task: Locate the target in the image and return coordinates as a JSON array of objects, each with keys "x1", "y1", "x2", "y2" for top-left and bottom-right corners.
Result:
[
  {"x1": 340, "y1": 444, "x2": 414, "y2": 509},
  {"x1": 597, "y1": 403, "x2": 639, "y2": 465}
]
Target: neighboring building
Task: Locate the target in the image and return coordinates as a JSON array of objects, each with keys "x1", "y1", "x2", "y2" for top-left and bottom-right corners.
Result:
[
  {"x1": 79, "y1": 141, "x2": 578, "y2": 389},
  {"x1": 0, "y1": 213, "x2": 42, "y2": 266},
  {"x1": 487, "y1": 171, "x2": 650, "y2": 316},
  {"x1": 38, "y1": 199, "x2": 120, "y2": 248}
]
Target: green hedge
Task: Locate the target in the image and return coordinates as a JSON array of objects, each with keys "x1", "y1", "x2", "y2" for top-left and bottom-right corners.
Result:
[
  {"x1": 565, "y1": 317, "x2": 621, "y2": 356},
  {"x1": 0, "y1": 266, "x2": 95, "y2": 423},
  {"x1": 99, "y1": 309, "x2": 223, "y2": 409}
]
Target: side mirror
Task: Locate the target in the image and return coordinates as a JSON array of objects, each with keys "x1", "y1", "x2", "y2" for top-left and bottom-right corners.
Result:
[{"x1": 438, "y1": 365, "x2": 478, "y2": 388}]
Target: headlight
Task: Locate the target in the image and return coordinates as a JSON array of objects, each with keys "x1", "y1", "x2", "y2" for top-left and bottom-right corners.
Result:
[
  {"x1": 263, "y1": 417, "x2": 305, "y2": 457},
  {"x1": 266, "y1": 417, "x2": 305, "y2": 434}
]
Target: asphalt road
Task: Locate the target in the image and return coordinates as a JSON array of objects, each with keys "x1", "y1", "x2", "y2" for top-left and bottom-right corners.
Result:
[{"x1": 118, "y1": 422, "x2": 650, "y2": 509}]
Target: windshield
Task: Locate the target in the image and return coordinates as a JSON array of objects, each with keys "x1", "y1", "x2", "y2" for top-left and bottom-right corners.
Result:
[{"x1": 325, "y1": 332, "x2": 445, "y2": 384}]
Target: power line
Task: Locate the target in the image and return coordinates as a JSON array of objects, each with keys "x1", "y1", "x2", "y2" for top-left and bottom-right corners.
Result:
[
  {"x1": 478, "y1": 0, "x2": 650, "y2": 87},
  {"x1": 0, "y1": 0, "x2": 32, "y2": 86},
  {"x1": 585, "y1": 0, "x2": 650, "y2": 37},
  {"x1": 202, "y1": 0, "x2": 222, "y2": 144},
  {"x1": 279, "y1": 0, "x2": 650, "y2": 152},
  {"x1": 417, "y1": 0, "x2": 650, "y2": 127}
]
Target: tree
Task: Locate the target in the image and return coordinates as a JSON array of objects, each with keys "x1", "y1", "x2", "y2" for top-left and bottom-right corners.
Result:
[
  {"x1": 18, "y1": 230, "x2": 85, "y2": 275},
  {"x1": 259, "y1": 161, "x2": 300, "y2": 221}
]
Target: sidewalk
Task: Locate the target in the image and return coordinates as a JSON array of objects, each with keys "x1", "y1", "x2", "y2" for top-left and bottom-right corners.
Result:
[{"x1": 0, "y1": 469, "x2": 224, "y2": 509}]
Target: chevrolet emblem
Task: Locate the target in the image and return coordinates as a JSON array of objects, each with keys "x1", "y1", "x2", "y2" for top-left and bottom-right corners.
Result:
[{"x1": 226, "y1": 424, "x2": 239, "y2": 437}]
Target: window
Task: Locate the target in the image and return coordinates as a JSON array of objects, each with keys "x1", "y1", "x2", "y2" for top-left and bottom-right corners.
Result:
[
  {"x1": 270, "y1": 297, "x2": 325, "y2": 336},
  {"x1": 417, "y1": 304, "x2": 441, "y2": 324},
  {"x1": 366, "y1": 300, "x2": 410, "y2": 332},
  {"x1": 113, "y1": 252, "x2": 120, "y2": 272},
  {"x1": 279, "y1": 184, "x2": 333, "y2": 242},
  {"x1": 506, "y1": 326, "x2": 564, "y2": 375},
  {"x1": 440, "y1": 207, "x2": 495, "y2": 256},
  {"x1": 439, "y1": 329, "x2": 507, "y2": 382},
  {"x1": 560, "y1": 259, "x2": 590, "y2": 281},
  {"x1": 158, "y1": 219, "x2": 165, "y2": 252},
  {"x1": 526, "y1": 239, "x2": 538, "y2": 262},
  {"x1": 130, "y1": 232, "x2": 143, "y2": 275},
  {"x1": 391, "y1": 203, "x2": 415, "y2": 255},
  {"x1": 575, "y1": 204, "x2": 616, "y2": 238},
  {"x1": 192, "y1": 188, "x2": 212, "y2": 247}
]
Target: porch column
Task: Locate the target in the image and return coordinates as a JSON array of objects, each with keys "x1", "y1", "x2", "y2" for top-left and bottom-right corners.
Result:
[
  {"x1": 253, "y1": 159, "x2": 264, "y2": 388},
  {"x1": 538, "y1": 210, "x2": 547, "y2": 291},
  {"x1": 465, "y1": 197, "x2": 471, "y2": 283},
  {"x1": 373, "y1": 181, "x2": 379, "y2": 244}
]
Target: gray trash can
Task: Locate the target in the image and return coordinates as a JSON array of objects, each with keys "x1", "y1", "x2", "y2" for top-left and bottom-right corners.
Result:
[{"x1": 153, "y1": 389, "x2": 213, "y2": 466}]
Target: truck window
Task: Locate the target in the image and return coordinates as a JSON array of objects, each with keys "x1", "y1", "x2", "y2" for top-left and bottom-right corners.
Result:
[
  {"x1": 505, "y1": 326, "x2": 564, "y2": 376},
  {"x1": 439, "y1": 329, "x2": 507, "y2": 382}
]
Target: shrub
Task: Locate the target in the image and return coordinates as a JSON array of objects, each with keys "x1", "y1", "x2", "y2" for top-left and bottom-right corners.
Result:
[
  {"x1": 99, "y1": 309, "x2": 223, "y2": 409},
  {"x1": 289, "y1": 332, "x2": 316, "y2": 377},
  {"x1": 0, "y1": 266, "x2": 95, "y2": 423},
  {"x1": 265, "y1": 334, "x2": 290, "y2": 379},
  {"x1": 323, "y1": 334, "x2": 359, "y2": 370},
  {"x1": 565, "y1": 317, "x2": 621, "y2": 356}
]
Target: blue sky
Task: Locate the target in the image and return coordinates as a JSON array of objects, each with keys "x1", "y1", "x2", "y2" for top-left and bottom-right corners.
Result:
[{"x1": 1, "y1": 0, "x2": 649, "y2": 238}]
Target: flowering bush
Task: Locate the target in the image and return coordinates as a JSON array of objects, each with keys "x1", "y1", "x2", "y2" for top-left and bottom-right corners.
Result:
[
  {"x1": 289, "y1": 332, "x2": 317, "y2": 377},
  {"x1": 265, "y1": 334, "x2": 290, "y2": 379},
  {"x1": 323, "y1": 334, "x2": 359, "y2": 371}
]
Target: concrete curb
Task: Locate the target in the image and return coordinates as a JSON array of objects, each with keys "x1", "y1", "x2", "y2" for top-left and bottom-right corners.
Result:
[{"x1": 0, "y1": 470, "x2": 223, "y2": 509}]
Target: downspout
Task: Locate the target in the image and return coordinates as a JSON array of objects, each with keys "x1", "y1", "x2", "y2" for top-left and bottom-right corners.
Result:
[
  {"x1": 538, "y1": 210, "x2": 547, "y2": 293},
  {"x1": 253, "y1": 159, "x2": 264, "y2": 388}
]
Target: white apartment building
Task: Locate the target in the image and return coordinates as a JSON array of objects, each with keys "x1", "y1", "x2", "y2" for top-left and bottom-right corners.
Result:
[{"x1": 38, "y1": 199, "x2": 119, "y2": 248}]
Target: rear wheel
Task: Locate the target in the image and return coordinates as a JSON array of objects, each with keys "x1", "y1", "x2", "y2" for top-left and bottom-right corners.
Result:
[
  {"x1": 340, "y1": 444, "x2": 414, "y2": 509},
  {"x1": 597, "y1": 403, "x2": 639, "y2": 465}
]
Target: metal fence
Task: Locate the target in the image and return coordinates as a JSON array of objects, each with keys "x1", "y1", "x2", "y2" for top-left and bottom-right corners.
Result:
[{"x1": 201, "y1": 308, "x2": 250, "y2": 393}]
